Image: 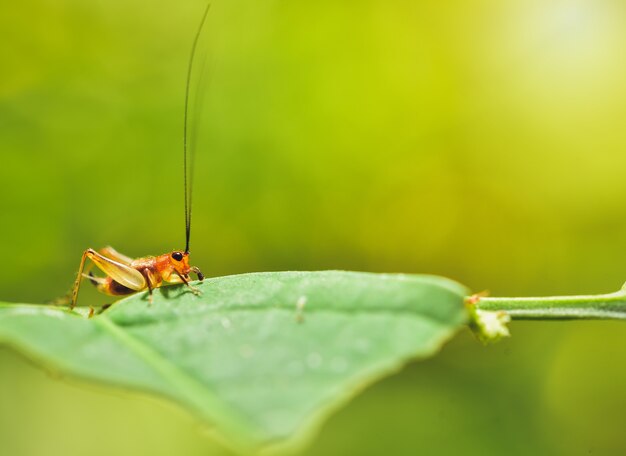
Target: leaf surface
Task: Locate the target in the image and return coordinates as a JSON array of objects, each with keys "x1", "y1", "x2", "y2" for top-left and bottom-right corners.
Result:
[{"x1": 0, "y1": 271, "x2": 467, "y2": 453}]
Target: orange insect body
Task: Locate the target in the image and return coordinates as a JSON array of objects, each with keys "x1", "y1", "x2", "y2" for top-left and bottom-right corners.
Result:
[{"x1": 72, "y1": 247, "x2": 204, "y2": 307}]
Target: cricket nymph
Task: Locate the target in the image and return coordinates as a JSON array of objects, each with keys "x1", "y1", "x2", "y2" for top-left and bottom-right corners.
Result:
[{"x1": 73, "y1": 247, "x2": 204, "y2": 306}]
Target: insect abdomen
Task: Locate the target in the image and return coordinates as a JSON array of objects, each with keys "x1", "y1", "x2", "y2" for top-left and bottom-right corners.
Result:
[{"x1": 97, "y1": 277, "x2": 137, "y2": 296}]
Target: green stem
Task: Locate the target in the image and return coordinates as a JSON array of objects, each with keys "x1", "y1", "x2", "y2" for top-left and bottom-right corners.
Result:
[{"x1": 476, "y1": 288, "x2": 626, "y2": 320}]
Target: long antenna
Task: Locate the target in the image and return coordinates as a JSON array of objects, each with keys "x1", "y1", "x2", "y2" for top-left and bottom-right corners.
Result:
[{"x1": 183, "y1": 3, "x2": 211, "y2": 254}]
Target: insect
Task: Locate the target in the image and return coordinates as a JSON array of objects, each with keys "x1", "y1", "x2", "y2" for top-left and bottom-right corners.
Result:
[{"x1": 70, "y1": 6, "x2": 211, "y2": 310}]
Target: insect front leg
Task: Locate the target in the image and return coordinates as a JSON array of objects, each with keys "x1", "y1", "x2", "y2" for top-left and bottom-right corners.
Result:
[
  {"x1": 190, "y1": 266, "x2": 205, "y2": 281},
  {"x1": 174, "y1": 271, "x2": 202, "y2": 296}
]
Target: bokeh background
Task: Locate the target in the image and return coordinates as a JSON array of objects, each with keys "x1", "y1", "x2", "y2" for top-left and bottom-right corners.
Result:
[{"x1": 2, "y1": 0, "x2": 626, "y2": 454}]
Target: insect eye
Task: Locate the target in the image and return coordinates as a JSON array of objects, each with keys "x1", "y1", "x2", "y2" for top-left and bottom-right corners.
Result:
[{"x1": 171, "y1": 252, "x2": 183, "y2": 261}]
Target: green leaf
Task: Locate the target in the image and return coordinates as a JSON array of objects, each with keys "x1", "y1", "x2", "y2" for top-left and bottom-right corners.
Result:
[{"x1": 0, "y1": 271, "x2": 467, "y2": 453}]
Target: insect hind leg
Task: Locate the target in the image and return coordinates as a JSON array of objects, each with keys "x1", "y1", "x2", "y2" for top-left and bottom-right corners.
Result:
[{"x1": 71, "y1": 248, "x2": 146, "y2": 309}]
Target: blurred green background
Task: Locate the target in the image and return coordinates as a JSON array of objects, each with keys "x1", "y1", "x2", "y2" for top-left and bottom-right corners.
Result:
[{"x1": 2, "y1": 0, "x2": 626, "y2": 454}]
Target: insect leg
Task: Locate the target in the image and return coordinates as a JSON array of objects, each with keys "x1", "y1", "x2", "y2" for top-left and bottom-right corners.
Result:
[
  {"x1": 87, "y1": 250, "x2": 146, "y2": 291},
  {"x1": 141, "y1": 269, "x2": 154, "y2": 305},
  {"x1": 190, "y1": 266, "x2": 205, "y2": 281},
  {"x1": 84, "y1": 271, "x2": 106, "y2": 286},
  {"x1": 175, "y1": 271, "x2": 201, "y2": 295},
  {"x1": 98, "y1": 246, "x2": 134, "y2": 265},
  {"x1": 71, "y1": 249, "x2": 147, "y2": 308},
  {"x1": 71, "y1": 249, "x2": 92, "y2": 309}
]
